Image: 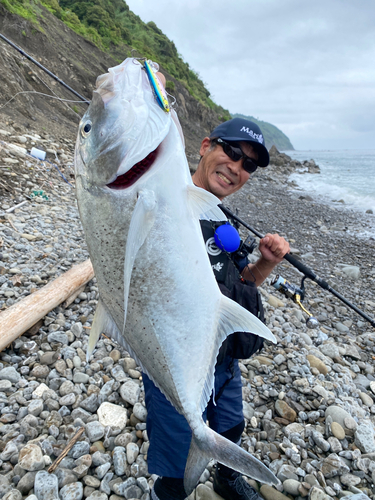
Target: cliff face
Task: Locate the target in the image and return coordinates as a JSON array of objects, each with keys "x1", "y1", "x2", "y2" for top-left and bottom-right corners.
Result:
[{"x1": 0, "y1": 4, "x2": 221, "y2": 169}]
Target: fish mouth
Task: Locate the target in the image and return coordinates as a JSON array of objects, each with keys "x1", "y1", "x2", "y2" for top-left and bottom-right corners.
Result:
[{"x1": 106, "y1": 147, "x2": 158, "y2": 190}]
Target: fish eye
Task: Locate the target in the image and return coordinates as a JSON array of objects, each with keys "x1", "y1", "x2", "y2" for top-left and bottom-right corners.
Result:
[{"x1": 81, "y1": 120, "x2": 92, "y2": 138}]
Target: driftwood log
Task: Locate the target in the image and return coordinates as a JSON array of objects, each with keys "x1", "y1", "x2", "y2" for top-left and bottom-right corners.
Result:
[{"x1": 0, "y1": 259, "x2": 94, "y2": 351}]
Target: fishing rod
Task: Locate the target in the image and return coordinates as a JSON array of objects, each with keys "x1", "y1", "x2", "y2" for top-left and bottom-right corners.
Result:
[
  {"x1": 0, "y1": 33, "x2": 90, "y2": 104},
  {"x1": 219, "y1": 204, "x2": 375, "y2": 329}
]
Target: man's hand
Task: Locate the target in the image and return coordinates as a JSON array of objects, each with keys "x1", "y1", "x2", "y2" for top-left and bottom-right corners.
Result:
[
  {"x1": 242, "y1": 234, "x2": 290, "y2": 286},
  {"x1": 258, "y1": 233, "x2": 290, "y2": 264}
]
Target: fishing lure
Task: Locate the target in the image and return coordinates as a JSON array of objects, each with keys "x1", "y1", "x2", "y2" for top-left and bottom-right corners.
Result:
[{"x1": 143, "y1": 60, "x2": 170, "y2": 113}]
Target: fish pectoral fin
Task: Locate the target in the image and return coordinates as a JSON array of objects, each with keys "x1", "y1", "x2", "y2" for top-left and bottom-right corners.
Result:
[
  {"x1": 184, "y1": 424, "x2": 279, "y2": 495},
  {"x1": 218, "y1": 294, "x2": 276, "y2": 344},
  {"x1": 87, "y1": 300, "x2": 119, "y2": 361},
  {"x1": 187, "y1": 185, "x2": 227, "y2": 221},
  {"x1": 123, "y1": 189, "x2": 156, "y2": 330}
]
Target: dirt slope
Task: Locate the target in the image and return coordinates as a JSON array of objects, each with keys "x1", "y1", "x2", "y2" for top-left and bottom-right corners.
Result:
[{"x1": 0, "y1": 4, "x2": 221, "y2": 168}]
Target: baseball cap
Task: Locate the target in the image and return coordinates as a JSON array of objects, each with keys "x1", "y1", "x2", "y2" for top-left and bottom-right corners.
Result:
[{"x1": 209, "y1": 117, "x2": 269, "y2": 167}]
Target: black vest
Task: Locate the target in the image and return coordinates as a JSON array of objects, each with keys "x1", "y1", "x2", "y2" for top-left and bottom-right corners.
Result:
[{"x1": 200, "y1": 220, "x2": 265, "y2": 363}]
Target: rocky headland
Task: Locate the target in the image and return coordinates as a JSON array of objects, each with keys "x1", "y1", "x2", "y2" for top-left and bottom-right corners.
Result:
[{"x1": 0, "y1": 120, "x2": 374, "y2": 500}]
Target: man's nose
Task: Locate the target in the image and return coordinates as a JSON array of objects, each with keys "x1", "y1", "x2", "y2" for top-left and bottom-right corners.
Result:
[{"x1": 226, "y1": 157, "x2": 243, "y2": 174}]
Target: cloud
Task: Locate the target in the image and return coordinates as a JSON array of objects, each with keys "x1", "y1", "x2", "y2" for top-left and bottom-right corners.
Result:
[{"x1": 126, "y1": 0, "x2": 375, "y2": 149}]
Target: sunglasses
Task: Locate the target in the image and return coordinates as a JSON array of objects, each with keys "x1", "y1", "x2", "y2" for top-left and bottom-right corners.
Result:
[{"x1": 212, "y1": 138, "x2": 258, "y2": 173}]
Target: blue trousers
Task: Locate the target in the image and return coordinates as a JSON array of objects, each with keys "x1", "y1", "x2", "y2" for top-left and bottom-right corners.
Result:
[{"x1": 143, "y1": 356, "x2": 244, "y2": 477}]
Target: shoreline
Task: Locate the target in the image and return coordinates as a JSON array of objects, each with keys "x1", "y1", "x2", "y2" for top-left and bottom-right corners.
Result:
[{"x1": 282, "y1": 149, "x2": 375, "y2": 219}]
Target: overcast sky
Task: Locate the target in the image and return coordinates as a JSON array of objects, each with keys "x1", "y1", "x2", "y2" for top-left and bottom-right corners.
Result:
[{"x1": 126, "y1": 0, "x2": 375, "y2": 150}]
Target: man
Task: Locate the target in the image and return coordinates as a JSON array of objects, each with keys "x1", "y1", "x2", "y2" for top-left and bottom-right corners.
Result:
[{"x1": 144, "y1": 116, "x2": 290, "y2": 500}]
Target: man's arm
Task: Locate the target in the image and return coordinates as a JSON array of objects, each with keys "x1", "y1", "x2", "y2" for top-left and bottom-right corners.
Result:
[{"x1": 241, "y1": 233, "x2": 290, "y2": 286}]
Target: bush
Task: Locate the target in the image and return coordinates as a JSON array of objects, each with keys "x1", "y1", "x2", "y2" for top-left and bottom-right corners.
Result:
[{"x1": 165, "y1": 81, "x2": 175, "y2": 93}]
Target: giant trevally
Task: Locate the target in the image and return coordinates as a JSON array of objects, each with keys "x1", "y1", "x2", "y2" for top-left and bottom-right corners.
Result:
[{"x1": 74, "y1": 57, "x2": 279, "y2": 494}]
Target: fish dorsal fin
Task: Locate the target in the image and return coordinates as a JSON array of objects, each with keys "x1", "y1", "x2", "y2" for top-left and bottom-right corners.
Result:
[
  {"x1": 123, "y1": 189, "x2": 156, "y2": 331},
  {"x1": 199, "y1": 294, "x2": 276, "y2": 413},
  {"x1": 187, "y1": 185, "x2": 227, "y2": 222},
  {"x1": 87, "y1": 299, "x2": 120, "y2": 361}
]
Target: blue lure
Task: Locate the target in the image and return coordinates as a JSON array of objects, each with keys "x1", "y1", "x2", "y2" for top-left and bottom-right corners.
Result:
[{"x1": 143, "y1": 60, "x2": 170, "y2": 113}]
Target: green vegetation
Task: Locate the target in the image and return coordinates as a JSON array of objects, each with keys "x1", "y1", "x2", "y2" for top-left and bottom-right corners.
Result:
[
  {"x1": 232, "y1": 113, "x2": 294, "y2": 151},
  {"x1": 0, "y1": 0, "x2": 38, "y2": 23},
  {"x1": 165, "y1": 81, "x2": 175, "y2": 93}
]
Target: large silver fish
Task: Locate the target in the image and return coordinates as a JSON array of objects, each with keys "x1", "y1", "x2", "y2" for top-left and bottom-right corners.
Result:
[{"x1": 75, "y1": 58, "x2": 279, "y2": 494}]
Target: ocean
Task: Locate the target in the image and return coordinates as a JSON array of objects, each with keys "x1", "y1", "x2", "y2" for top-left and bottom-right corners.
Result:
[{"x1": 284, "y1": 149, "x2": 375, "y2": 216}]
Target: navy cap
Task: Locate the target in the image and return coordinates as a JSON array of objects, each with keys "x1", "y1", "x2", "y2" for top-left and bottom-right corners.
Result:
[{"x1": 209, "y1": 117, "x2": 269, "y2": 167}]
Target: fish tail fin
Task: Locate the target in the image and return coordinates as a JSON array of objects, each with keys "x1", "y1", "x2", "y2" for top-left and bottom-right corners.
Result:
[{"x1": 184, "y1": 424, "x2": 279, "y2": 495}]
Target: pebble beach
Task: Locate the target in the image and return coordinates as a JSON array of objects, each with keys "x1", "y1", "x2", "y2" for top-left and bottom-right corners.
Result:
[{"x1": 0, "y1": 121, "x2": 374, "y2": 500}]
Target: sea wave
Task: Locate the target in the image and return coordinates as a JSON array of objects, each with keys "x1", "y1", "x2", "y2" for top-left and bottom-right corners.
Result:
[{"x1": 288, "y1": 171, "x2": 375, "y2": 214}]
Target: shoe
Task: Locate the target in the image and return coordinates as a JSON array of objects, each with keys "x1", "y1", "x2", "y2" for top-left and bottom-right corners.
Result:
[{"x1": 213, "y1": 470, "x2": 263, "y2": 500}]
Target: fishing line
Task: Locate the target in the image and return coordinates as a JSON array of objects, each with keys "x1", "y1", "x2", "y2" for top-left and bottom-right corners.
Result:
[
  {"x1": 0, "y1": 91, "x2": 90, "y2": 112},
  {"x1": 0, "y1": 33, "x2": 90, "y2": 104}
]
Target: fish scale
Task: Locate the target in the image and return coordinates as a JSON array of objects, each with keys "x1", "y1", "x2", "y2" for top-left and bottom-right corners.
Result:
[{"x1": 74, "y1": 57, "x2": 279, "y2": 494}]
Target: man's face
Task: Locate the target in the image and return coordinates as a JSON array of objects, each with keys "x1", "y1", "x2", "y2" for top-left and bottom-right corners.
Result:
[{"x1": 193, "y1": 138, "x2": 258, "y2": 199}]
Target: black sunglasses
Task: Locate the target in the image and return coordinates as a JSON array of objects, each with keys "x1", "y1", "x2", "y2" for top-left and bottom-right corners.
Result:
[{"x1": 212, "y1": 138, "x2": 258, "y2": 173}]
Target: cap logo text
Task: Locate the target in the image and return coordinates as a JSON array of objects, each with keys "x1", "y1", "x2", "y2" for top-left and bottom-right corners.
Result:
[{"x1": 240, "y1": 127, "x2": 264, "y2": 144}]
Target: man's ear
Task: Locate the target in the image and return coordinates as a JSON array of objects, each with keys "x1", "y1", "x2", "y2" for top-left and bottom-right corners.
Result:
[{"x1": 199, "y1": 137, "x2": 211, "y2": 157}]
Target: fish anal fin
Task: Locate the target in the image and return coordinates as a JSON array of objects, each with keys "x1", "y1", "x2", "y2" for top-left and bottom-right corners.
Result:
[
  {"x1": 187, "y1": 185, "x2": 226, "y2": 221},
  {"x1": 198, "y1": 295, "x2": 275, "y2": 414},
  {"x1": 184, "y1": 424, "x2": 279, "y2": 495},
  {"x1": 87, "y1": 300, "x2": 119, "y2": 361}
]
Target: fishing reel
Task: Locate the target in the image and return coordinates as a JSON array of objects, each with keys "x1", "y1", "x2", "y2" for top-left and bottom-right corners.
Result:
[{"x1": 270, "y1": 275, "x2": 319, "y2": 329}]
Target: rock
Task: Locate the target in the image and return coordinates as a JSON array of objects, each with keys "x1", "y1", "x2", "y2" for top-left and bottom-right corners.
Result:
[
  {"x1": 132, "y1": 403, "x2": 147, "y2": 422},
  {"x1": 277, "y1": 465, "x2": 298, "y2": 482},
  {"x1": 0, "y1": 380, "x2": 12, "y2": 391},
  {"x1": 354, "y1": 374, "x2": 371, "y2": 389},
  {"x1": 331, "y1": 422, "x2": 345, "y2": 440},
  {"x1": 120, "y1": 380, "x2": 140, "y2": 406},
  {"x1": 341, "y1": 265, "x2": 360, "y2": 280},
  {"x1": 97, "y1": 402, "x2": 127, "y2": 431},
  {"x1": 86, "y1": 493, "x2": 108, "y2": 500},
  {"x1": 54, "y1": 469, "x2": 78, "y2": 489},
  {"x1": 354, "y1": 424, "x2": 375, "y2": 453},
  {"x1": 243, "y1": 401, "x2": 255, "y2": 420},
  {"x1": 275, "y1": 400, "x2": 296, "y2": 422},
  {"x1": 319, "y1": 343, "x2": 339, "y2": 359},
  {"x1": 340, "y1": 474, "x2": 361, "y2": 487},
  {"x1": 274, "y1": 354, "x2": 286, "y2": 365},
  {"x1": 309, "y1": 486, "x2": 331, "y2": 500},
  {"x1": 282, "y1": 479, "x2": 300, "y2": 496},
  {"x1": 28, "y1": 399, "x2": 44, "y2": 417},
  {"x1": 34, "y1": 471, "x2": 59, "y2": 500},
  {"x1": 306, "y1": 355, "x2": 328, "y2": 375},
  {"x1": 0, "y1": 367, "x2": 20, "y2": 383},
  {"x1": 126, "y1": 443, "x2": 139, "y2": 464},
  {"x1": 113, "y1": 447, "x2": 127, "y2": 476},
  {"x1": 17, "y1": 472, "x2": 38, "y2": 495},
  {"x1": 3, "y1": 490, "x2": 22, "y2": 500},
  {"x1": 68, "y1": 442, "x2": 90, "y2": 459},
  {"x1": 86, "y1": 421, "x2": 105, "y2": 442},
  {"x1": 359, "y1": 392, "x2": 374, "y2": 407},
  {"x1": 18, "y1": 444, "x2": 44, "y2": 471},
  {"x1": 60, "y1": 482, "x2": 84, "y2": 500},
  {"x1": 321, "y1": 453, "x2": 350, "y2": 478},
  {"x1": 325, "y1": 406, "x2": 351, "y2": 428},
  {"x1": 195, "y1": 484, "x2": 222, "y2": 500},
  {"x1": 267, "y1": 296, "x2": 285, "y2": 308},
  {"x1": 260, "y1": 485, "x2": 290, "y2": 500}
]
